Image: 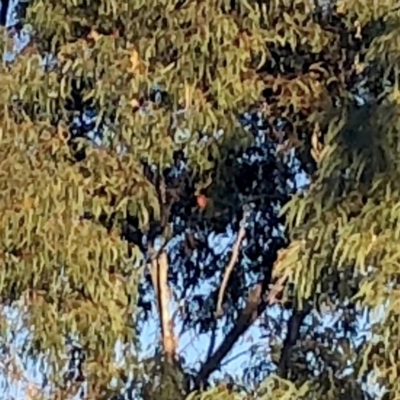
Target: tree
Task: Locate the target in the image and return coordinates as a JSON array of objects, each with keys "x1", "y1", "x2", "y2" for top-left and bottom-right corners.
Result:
[{"x1": 0, "y1": 0, "x2": 400, "y2": 399}]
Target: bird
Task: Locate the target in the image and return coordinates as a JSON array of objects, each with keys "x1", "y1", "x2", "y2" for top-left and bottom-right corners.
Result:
[{"x1": 196, "y1": 194, "x2": 208, "y2": 209}]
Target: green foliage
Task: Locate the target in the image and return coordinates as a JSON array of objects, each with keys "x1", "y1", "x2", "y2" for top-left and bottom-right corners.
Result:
[
  {"x1": 1, "y1": 0, "x2": 400, "y2": 399},
  {"x1": 276, "y1": 2, "x2": 400, "y2": 400}
]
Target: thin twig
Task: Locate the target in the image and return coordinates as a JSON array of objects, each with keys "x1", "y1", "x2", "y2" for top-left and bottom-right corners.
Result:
[
  {"x1": 216, "y1": 209, "x2": 251, "y2": 316},
  {"x1": 194, "y1": 283, "x2": 263, "y2": 389},
  {"x1": 205, "y1": 321, "x2": 218, "y2": 363},
  {"x1": 267, "y1": 271, "x2": 290, "y2": 305},
  {"x1": 220, "y1": 346, "x2": 258, "y2": 368}
]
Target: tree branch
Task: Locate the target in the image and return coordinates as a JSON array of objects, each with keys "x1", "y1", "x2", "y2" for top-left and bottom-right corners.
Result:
[
  {"x1": 150, "y1": 251, "x2": 177, "y2": 364},
  {"x1": 216, "y1": 209, "x2": 250, "y2": 316},
  {"x1": 0, "y1": 0, "x2": 9, "y2": 26},
  {"x1": 277, "y1": 304, "x2": 309, "y2": 378},
  {"x1": 205, "y1": 320, "x2": 218, "y2": 363},
  {"x1": 194, "y1": 239, "x2": 305, "y2": 389},
  {"x1": 194, "y1": 283, "x2": 266, "y2": 389}
]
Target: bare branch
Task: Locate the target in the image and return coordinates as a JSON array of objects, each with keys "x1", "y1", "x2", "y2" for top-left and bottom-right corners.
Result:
[
  {"x1": 205, "y1": 321, "x2": 218, "y2": 363},
  {"x1": 194, "y1": 238, "x2": 305, "y2": 388},
  {"x1": 277, "y1": 305, "x2": 308, "y2": 378},
  {"x1": 216, "y1": 209, "x2": 251, "y2": 316},
  {"x1": 150, "y1": 251, "x2": 178, "y2": 364},
  {"x1": 195, "y1": 283, "x2": 264, "y2": 389}
]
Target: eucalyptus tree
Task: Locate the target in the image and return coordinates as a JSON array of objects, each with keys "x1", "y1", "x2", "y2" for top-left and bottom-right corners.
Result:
[{"x1": 0, "y1": 1, "x2": 399, "y2": 400}]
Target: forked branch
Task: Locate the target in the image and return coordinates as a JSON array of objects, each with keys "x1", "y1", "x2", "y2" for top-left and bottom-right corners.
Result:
[
  {"x1": 195, "y1": 239, "x2": 304, "y2": 389},
  {"x1": 195, "y1": 283, "x2": 265, "y2": 389}
]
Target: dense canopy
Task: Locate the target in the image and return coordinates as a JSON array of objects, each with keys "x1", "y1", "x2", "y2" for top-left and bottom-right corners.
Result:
[{"x1": 0, "y1": 0, "x2": 399, "y2": 399}]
